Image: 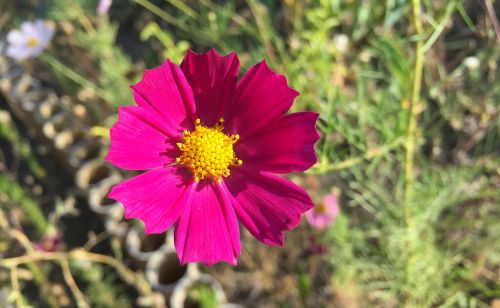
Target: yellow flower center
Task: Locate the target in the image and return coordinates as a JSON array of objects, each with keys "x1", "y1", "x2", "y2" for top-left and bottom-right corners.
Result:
[
  {"x1": 176, "y1": 118, "x2": 242, "y2": 183},
  {"x1": 43, "y1": 240, "x2": 54, "y2": 250},
  {"x1": 27, "y1": 37, "x2": 39, "y2": 47},
  {"x1": 315, "y1": 202, "x2": 327, "y2": 214}
]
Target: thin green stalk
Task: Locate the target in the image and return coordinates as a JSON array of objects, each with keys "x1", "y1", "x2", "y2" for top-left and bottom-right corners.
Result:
[
  {"x1": 403, "y1": 0, "x2": 425, "y2": 303},
  {"x1": 404, "y1": 0, "x2": 424, "y2": 210},
  {"x1": 134, "y1": 0, "x2": 189, "y2": 32},
  {"x1": 165, "y1": 0, "x2": 199, "y2": 19},
  {"x1": 4, "y1": 224, "x2": 60, "y2": 308},
  {"x1": 40, "y1": 53, "x2": 115, "y2": 103},
  {"x1": 10, "y1": 266, "x2": 29, "y2": 307},
  {"x1": 134, "y1": 0, "x2": 212, "y2": 45},
  {"x1": 0, "y1": 112, "x2": 46, "y2": 179},
  {"x1": 422, "y1": 1, "x2": 456, "y2": 52},
  {"x1": 311, "y1": 138, "x2": 404, "y2": 174},
  {"x1": 0, "y1": 174, "x2": 48, "y2": 236},
  {"x1": 71, "y1": 0, "x2": 96, "y2": 35},
  {"x1": 247, "y1": 0, "x2": 279, "y2": 66}
]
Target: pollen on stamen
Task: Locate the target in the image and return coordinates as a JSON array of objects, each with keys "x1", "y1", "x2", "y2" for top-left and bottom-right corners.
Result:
[
  {"x1": 176, "y1": 118, "x2": 242, "y2": 183},
  {"x1": 27, "y1": 37, "x2": 39, "y2": 47}
]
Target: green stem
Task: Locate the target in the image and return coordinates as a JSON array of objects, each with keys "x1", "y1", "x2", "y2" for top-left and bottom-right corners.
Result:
[
  {"x1": 134, "y1": 0, "x2": 190, "y2": 32},
  {"x1": 0, "y1": 174, "x2": 48, "y2": 236},
  {"x1": 404, "y1": 0, "x2": 424, "y2": 211},
  {"x1": 403, "y1": 0, "x2": 425, "y2": 304},
  {"x1": 0, "y1": 112, "x2": 46, "y2": 179},
  {"x1": 0, "y1": 213, "x2": 59, "y2": 308},
  {"x1": 422, "y1": 1, "x2": 456, "y2": 52},
  {"x1": 40, "y1": 53, "x2": 115, "y2": 103},
  {"x1": 247, "y1": 0, "x2": 279, "y2": 66},
  {"x1": 310, "y1": 138, "x2": 403, "y2": 174}
]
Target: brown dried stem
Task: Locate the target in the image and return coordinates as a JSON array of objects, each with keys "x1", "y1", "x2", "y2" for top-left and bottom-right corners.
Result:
[
  {"x1": 10, "y1": 266, "x2": 23, "y2": 308},
  {"x1": 60, "y1": 259, "x2": 90, "y2": 308},
  {"x1": 0, "y1": 249, "x2": 154, "y2": 298}
]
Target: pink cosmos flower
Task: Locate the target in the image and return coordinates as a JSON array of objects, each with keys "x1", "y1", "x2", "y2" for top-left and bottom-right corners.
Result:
[
  {"x1": 106, "y1": 49, "x2": 319, "y2": 266},
  {"x1": 33, "y1": 234, "x2": 62, "y2": 252},
  {"x1": 96, "y1": 0, "x2": 113, "y2": 15},
  {"x1": 6, "y1": 20, "x2": 54, "y2": 60},
  {"x1": 305, "y1": 194, "x2": 339, "y2": 229}
]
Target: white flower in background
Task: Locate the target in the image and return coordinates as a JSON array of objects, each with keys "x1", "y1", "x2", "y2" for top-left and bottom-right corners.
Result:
[
  {"x1": 333, "y1": 34, "x2": 349, "y2": 54},
  {"x1": 464, "y1": 56, "x2": 480, "y2": 70},
  {"x1": 97, "y1": 0, "x2": 113, "y2": 15},
  {"x1": 6, "y1": 20, "x2": 54, "y2": 60}
]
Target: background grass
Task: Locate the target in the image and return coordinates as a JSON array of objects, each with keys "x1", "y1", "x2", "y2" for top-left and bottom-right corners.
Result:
[{"x1": 0, "y1": 0, "x2": 499, "y2": 307}]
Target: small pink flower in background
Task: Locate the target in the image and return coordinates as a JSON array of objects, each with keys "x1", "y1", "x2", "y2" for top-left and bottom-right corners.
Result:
[
  {"x1": 97, "y1": 0, "x2": 113, "y2": 15},
  {"x1": 33, "y1": 234, "x2": 62, "y2": 252},
  {"x1": 6, "y1": 20, "x2": 54, "y2": 60},
  {"x1": 305, "y1": 194, "x2": 339, "y2": 229},
  {"x1": 106, "y1": 49, "x2": 319, "y2": 266}
]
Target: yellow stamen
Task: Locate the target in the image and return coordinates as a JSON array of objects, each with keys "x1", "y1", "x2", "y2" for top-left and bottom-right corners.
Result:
[
  {"x1": 176, "y1": 118, "x2": 242, "y2": 183},
  {"x1": 27, "y1": 37, "x2": 39, "y2": 47},
  {"x1": 315, "y1": 202, "x2": 328, "y2": 214}
]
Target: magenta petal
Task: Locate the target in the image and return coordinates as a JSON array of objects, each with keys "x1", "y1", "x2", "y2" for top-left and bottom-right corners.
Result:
[
  {"x1": 180, "y1": 49, "x2": 239, "y2": 126},
  {"x1": 224, "y1": 61, "x2": 299, "y2": 137},
  {"x1": 131, "y1": 59, "x2": 196, "y2": 132},
  {"x1": 108, "y1": 166, "x2": 194, "y2": 234},
  {"x1": 222, "y1": 169, "x2": 314, "y2": 246},
  {"x1": 105, "y1": 106, "x2": 180, "y2": 170},
  {"x1": 174, "y1": 182, "x2": 240, "y2": 266},
  {"x1": 236, "y1": 112, "x2": 320, "y2": 173}
]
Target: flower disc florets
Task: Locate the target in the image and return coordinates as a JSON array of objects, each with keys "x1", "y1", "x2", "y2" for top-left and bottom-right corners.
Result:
[
  {"x1": 27, "y1": 37, "x2": 39, "y2": 47},
  {"x1": 176, "y1": 118, "x2": 242, "y2": 183}
]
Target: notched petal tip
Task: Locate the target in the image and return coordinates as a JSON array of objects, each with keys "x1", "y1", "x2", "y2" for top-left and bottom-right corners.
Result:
[
  {"x1": 129, "y1": 59, "x2": 196, "y2": 130},
  {"x1": 130, "y1": 63, "x2": 168, "y2": 91},
  {"x1": 180, "y1": 48, "x2": 240, "y2": 126},
  {"x1": 255, "y1": 59, "x2": 300, "y2": 97},
  {"x1": 224, "y1": 58, "x2": 301, "y2": 137},
  {"x1": 143, "y1": 222, "x2": 168, "y2": 235},
  {"x1": 224, "y1": 169, "x2": 314, "y2": 247},
  {"x1": 205, "y1": 48, "x2": 222, "y2": 57},
  {"x1": 235, "y1": 110, "x2": 320, "y2": 173},
  {"x1": 103, "y1": 151, "x2": 113, "y2": 164},
  {"x1": 310, "y1": 112, "x2": 322, "y2": 166},
  {"x1": 178, "y1": 255, "x2": 238, "y2": 267},
  {"x1": 262, "y1": 233, "x2": 285, "y2": 247},
  {"x1": 262, "y1": 206, "x2": 311, "y2": 247},
  {"x1": 183, "y1": 48, "x2": 237, "y2": 60},
  {"x1": 174, "y1": 183, "x2": 241, "y2": 267}
]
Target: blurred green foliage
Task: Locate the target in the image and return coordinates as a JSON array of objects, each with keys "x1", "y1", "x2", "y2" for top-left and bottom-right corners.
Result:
[
  {"x1": 187, "y1": 283, "x2": 219, "y2": 308},
  {"x1": 0, "y1": 173, "x2": 48, "y2": 236},
  {"x1": 0, "y1": 111, "x2": 48, "y2": 236},
  {"x1": 0, "y1": 110, "x2": 46, "y2": 179},
  {"x1": 71, "y1": 262, "x2": 133, "y2": 308},
  {"x1": 130, "y1": 0, "x2": 500, "y2": 305}
]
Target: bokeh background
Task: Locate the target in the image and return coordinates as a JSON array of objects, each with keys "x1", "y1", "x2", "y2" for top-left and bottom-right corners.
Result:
[{"x1": 0, "y1": 0, "x2": 499, "y2": 307}]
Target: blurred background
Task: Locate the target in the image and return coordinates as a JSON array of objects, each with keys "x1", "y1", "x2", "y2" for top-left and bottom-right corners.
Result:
[{"x1": 0, "y1": 0, "x2": 499, "y2": 307}]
